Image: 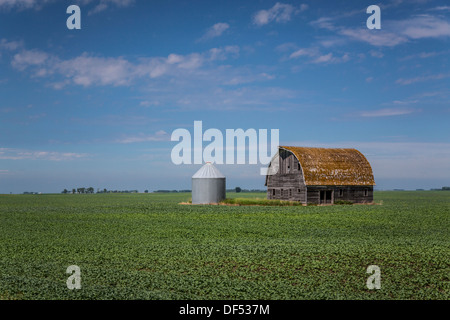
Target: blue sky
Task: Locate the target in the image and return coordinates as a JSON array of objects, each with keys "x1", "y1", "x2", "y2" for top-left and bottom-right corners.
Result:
[{"x1": 0, "y1": 0, "x2": 449, "y2": 193}]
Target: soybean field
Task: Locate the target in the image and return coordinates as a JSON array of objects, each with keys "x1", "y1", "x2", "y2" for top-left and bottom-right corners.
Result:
[{"x1": 0, "y1": 191, "x2": 448, "y2": 300}]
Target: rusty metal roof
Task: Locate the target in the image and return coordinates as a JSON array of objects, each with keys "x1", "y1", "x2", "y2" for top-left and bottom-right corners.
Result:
[{"x1": 280, "y1": 146, "x2": 375, "y2": 186}]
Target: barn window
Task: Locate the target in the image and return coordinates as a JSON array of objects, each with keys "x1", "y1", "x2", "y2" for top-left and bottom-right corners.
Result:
[
  {"x1": 298, "y1": 189, "x2": 301, "y2": 193},
  {"x1": 364, "y1": 188, "x2": 368, "y2": 196},
  {"x1": 298, "y1": 163, "x2": 300, "y2": 170},
  {"x1": 339, "y1": 189, "x2": 344, "y2": 197},
  {"x1": 272, "y1": 189, "x2": 276, "y2": 196},
  {"x1": 289, "y1": 189, "x2": 292, "y2": 197}
]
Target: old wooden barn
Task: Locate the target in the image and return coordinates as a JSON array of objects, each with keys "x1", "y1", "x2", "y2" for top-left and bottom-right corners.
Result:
[{"x1": 265, "y1": 146, "x2": 375, "y2": 205}]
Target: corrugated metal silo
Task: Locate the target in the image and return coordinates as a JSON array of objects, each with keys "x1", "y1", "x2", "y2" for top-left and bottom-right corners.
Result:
[{"x1": 192, "y1": 162, "x2": 226, "y2": 204}]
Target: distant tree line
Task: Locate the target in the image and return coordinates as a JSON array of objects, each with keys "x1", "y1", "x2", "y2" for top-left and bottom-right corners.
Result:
[
  {"x1": 152, "y1": 188, "x2": 266, "y2": 193},
  {"x1": 228, "y1": 187, "x2": 266, "y2": 193},
  {"x1": 61, "y1": 188, "x2": 139, "y2": 194},
  {"x1": 60, "y1": 188, "x2": 268, "y2": 194},
  {"x1": 430, "y1": 186, "x2": 450, "y2": 191},
  {"x1": 153, "y1": 190, "x2": 191, "y2": 193}
]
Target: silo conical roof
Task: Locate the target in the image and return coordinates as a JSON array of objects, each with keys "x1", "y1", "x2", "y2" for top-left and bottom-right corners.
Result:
[{"x1": 192, "y1": 162, "x2": 225, "y2": 178}]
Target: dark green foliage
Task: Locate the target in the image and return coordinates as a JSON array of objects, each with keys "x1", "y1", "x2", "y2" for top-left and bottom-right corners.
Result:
[
  {"x1": 334, "y1": 200, "x2": 354, "y2": 205},
  {"x1": 0, "y1": 191, "x2": 448, "y2": 300}
]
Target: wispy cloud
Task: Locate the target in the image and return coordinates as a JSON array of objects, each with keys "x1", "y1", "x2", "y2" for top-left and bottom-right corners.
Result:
[
  {"x1": 115, "y1": 130, "x2": 169, "y2": 144},
  {"x1": 400, "y1": 50, "x2": 450, "y2": 61},
  {"x1": 253, "y1": 2, "x2": 307, "y2": 26},
  {"x1": 289, "y1": 46, "x2": 349, "y2": 64},
  {"x1": 289, "y1": 47, "x2": 317, "y2": 59},
  {"x1": 198, "y1": 22, "x2": 230, "y2": 41},
  {"x1": 87, "y1": 0, "x2": 134, "y2": 15},
  {"x1": 311, "y1": 14, "x2": 450, "y2": 47},
  {"x1": 9, "y1": 44, "x2": 241, "y2": 88},
  {"x1": 339, "y1": 29, "x2": 408, "y2": 47},
  {"x1": 0, "y1": 38, "x2": 23, "y2": 51},
  {"x1": 396, "y1": 73, "x2": 450, "y2": 85},
  {"x1": 358, "y1": 107, "x2": 418, "y2": 117},
  {"x1": 310, "y1": 17, "x2": 335, "y2": 31},
  {"x1": 0, "y1": 0, "x2": 54, "y2": 10},
  {"x1": 394, "y1": 15, "x2": 450, "y2": 39},
  {"x1": 429, "y1": 6, "x2": 450, "y2": 12},
  {"x1": 0, "y1": 148, "x2": 88, "y2": 161},
  {"x1": 311, "y1": 52, "x2": 349, "y2": 64},
  {"x1": 0, "y1": 0, "x2": 134, "y2": 13}
]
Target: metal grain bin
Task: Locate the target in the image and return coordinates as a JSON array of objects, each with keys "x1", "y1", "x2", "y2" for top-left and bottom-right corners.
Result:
[{"x1": 192, "y1": 162, "x2": 226, "y2": 204}]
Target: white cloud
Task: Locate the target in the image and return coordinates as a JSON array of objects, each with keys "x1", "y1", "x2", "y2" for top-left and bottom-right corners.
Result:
[
  {"x1": 166, "y1": 54, "x2": 184, "y2": 64},
  {"x1": 86, "y1": 0, "x2": 134, "y2": 14},
  {"x1": 0, "y1": 0, "x2": 53, "y2": 10},
  {"x1": 339, "y1": 29, "x2": 409, "y2": 47},
  {"x1": 56, "y1": 54, "x2": 134, "y2": 86},
  {"x1": 396, "y1": 73, "x2": 450, "y2": 85},
  {"x1": 0, "y1": 0, "x2": 134, "y2": 12},
  {"x1": 313, "y1": 14, "x2": 450, "y2": 47},
  {"x1": 311, "y1": 53, "x2": 333, "y2": 64},
  {"x1": 10, "y1": 44, "x2": 244, "y2": 88},
  {"x1": 429, "y1": 6, "x2": 450, "y2": 11},
  {"x1": 358, "y1": 107, "x2": 417, "y2": 117},
  {"x1": 369, "y1": 50, "x2": 384, "y2": 58},
  {"x1": 253, "y1": 2, "x2": 296, "y2": 26},
  {"x1": 11, "y1": 50, "x2": 49, "y2": 70},
  {"x1": 0, "y1": 38, "x2": 23, "y2": 51},
  {"x1": 139, "y1": 100, "x2": 160, "y2": 107},
  {"x1": 289, "y1": 47, "x2": 349, "y2": 64},
  {"x1": 310, "y1": 17, "x2": 336, "y2": 31},
  {"x1": 209, "y1": 46, "x2": 240, "y2": 61},
  {"x1": 0, "y1": 148, "x2": 88, "y2": 161},
  {"x1": 199, "y1": 22, "x2": 230, "y2": 41},
  {"x1": 395, "y1": 15, "x2": 450, "y2": 39},
  {"x1": 6, "y1": 42, "x2": 282, "y2": 111},
  {"x1": 400, "y1": 50, "x2": 450, "y2": 60},
  {"x1": 289, "y1": 47, "x2": 317, "y2": 59},
  {"x1": 7, "y1": 41, "x2": 248, "y2": 89},
  {"x1": 115, "y1": 130, "x2": 169, "y2": 144}
]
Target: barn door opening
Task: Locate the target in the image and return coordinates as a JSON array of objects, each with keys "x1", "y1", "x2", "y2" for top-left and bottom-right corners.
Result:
[{"x1": 320, "y1": 190, "x2": 333, "y2": 204}]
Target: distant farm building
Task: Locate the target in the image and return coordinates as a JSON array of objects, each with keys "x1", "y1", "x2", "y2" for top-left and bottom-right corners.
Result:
[
  {"x1": 265, "y1": 146, "x2": 375, "y2": 205},
  {"x1": 192, "y1": 162, "x2": 226, "y2": 204}
]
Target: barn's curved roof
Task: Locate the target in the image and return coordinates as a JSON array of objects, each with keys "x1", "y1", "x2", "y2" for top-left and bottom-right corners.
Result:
[{"x1": 278, "y1": 146, "x2": 375, "y2": 186}]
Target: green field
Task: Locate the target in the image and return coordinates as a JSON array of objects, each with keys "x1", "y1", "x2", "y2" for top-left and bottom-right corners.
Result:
[{"x1": 0, "y1": 191, "x2": 448, "y2": 300}]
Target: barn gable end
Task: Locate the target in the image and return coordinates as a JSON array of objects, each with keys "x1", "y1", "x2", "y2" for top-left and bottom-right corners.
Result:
[{"x1": 265, "y1": 146, "x2": 375, "y2": 204}]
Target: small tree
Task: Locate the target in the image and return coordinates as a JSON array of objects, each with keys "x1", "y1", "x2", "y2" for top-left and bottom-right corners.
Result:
[
  {"x1": 144, "y1": 190, "x2": 149, "y2": 193},
  {"x1": 235, "y1": 187, "x2": 242, "y2": 193}
]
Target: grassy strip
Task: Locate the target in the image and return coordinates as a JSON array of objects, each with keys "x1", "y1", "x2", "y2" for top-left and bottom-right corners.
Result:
[{"x1": 221, "y1": 197, "x2": 304, "y2": 206}]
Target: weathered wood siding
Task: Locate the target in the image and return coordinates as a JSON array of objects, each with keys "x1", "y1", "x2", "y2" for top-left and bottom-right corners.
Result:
[
  {"x1": 266, "y1": 149, "x2": 374, "y2": 205},
  {"x1": 306, "y1": 186, "x2": 374, "y2": 204},
  {"x1": 266, "y1": 150, "x2": 306, "y2": 202}
]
